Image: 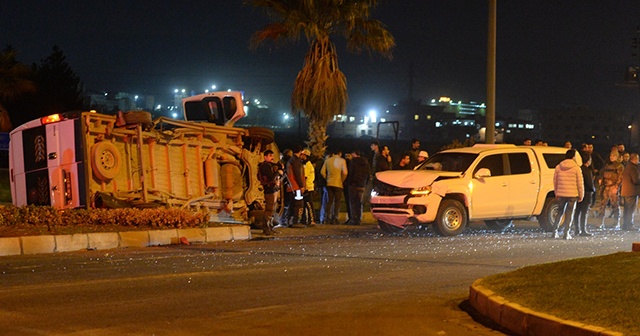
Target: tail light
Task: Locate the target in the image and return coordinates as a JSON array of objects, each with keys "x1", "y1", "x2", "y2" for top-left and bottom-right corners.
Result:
[{"x1": 40, "y1": 114, "x2": 64, "y2": 125}]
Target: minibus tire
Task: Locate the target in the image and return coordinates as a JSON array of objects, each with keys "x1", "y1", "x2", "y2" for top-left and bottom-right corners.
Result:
[{"x1": 91, "y1": 141, "x2": 121, "y2": 181}]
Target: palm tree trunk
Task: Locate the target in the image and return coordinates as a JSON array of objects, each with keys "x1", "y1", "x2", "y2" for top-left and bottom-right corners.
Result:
[
  {"x1": 0, "y1": 103, "x2": 12, "y2": 132},
  {"x1": 307, "y1": 117, "x2": 328, "y2": 158}
]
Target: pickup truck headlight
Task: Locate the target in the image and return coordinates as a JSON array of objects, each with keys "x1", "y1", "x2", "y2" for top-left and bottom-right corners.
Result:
[{"x1": 410, "y1": 185, "x2": 432, "y2": 196}]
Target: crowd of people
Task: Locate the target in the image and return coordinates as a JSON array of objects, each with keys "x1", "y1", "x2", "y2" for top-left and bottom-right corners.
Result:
[
  {"x1": 255, "y1": 138, "x2": 429, "y2": 234},
  {"x1": 551, "y1": 141, "x2": 640, "y2": 239},
  {"x1": 256, "y1": 136, "x2": 640, "y2": 237}
]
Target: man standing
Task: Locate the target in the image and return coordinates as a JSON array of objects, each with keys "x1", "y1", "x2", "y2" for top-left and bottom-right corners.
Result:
[
  {"x1": 377, "y1": 145, "x2": 392, "y2": 172},
  {"x1": 321, "y1": 149, "x2": 348, "y2": 224},
  {"x1": 598, "y1": 151, "x2": 624, "y2": 228},
  {"x1": 620, "y1": 153, "x2": 640, "y2": 231},
  {"x1": 286, "y1": 146, "x2": 306, "y2": 228},
  {"x1": 370, "y1": 140, "x2": 380, "y2": 173},
  {"x1": 408, "y1": 138, "x2": 421, "y2": 169},
  {"x1": 301, "y1": 149, "x2": 316, "y2": 226},
  {"x1": 345, "y1": 150, "x2": 370, "y2": 225},
  {"x1": 258, "y1": 149, "x2": 281, "y2": 235},
  {"x1": 573, "y1": 152, "x2": 595, "y2": 236},
  {"x1": 553, "y1": 149, "x2": 584, "y2": 239}
]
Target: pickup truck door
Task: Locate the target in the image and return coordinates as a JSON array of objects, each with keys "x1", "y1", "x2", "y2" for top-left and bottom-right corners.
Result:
[
  {"x1": 506, "y1": 152, "x2": 539, "y2": 214},
  {"x1": 470, "y1": 153, "x2": 511, "y2": 218}
]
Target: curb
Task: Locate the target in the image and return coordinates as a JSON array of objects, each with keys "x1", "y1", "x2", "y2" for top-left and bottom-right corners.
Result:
[
  {"x1": 0, "y1": 225, "x2": 251, "y2": 256},
  {"x1": 469, "y1": 279, "x2": 623, "y2": 336}
]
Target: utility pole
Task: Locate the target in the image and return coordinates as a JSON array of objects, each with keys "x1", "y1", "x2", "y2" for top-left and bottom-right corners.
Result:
[
  {"x1": 486, "y1": 0, "x2": 497, "y2": 144},
  {"x1": 630, "y1": 26, "x2": 640, "y2": 150}
]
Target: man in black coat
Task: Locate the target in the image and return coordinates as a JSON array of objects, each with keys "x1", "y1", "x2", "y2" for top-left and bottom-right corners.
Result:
[{"x1": 345, "y1": 150, "x2": 371, "y2": 225}]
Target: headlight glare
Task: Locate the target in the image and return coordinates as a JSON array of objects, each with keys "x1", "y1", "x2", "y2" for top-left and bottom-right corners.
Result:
[{"x1": 410, "y1": 185, "x2": 432, "y2": 196}]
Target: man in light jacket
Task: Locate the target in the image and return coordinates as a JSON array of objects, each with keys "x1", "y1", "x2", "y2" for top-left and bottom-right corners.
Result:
[
  {"x1": 553, "y1": 149, "x2": 584, "y2": 239},
  {"x1": 321, "y1": 149, "x2": 348, "y2": 224}
]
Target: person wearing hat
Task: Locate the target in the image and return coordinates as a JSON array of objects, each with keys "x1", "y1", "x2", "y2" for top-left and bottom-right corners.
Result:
[{"x1": 413, "y1": 150, "x2": 429, "y2": 170}]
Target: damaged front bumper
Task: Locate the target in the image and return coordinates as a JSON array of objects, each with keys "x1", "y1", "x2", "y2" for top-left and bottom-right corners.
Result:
[{"x1": 370, "y1": 193, "x2": 442, "y2": 228}]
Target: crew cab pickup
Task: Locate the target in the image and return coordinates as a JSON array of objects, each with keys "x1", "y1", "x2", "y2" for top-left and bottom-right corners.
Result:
[{"x1": 370, "y1": 144, "x2": 569, "y2": 236}]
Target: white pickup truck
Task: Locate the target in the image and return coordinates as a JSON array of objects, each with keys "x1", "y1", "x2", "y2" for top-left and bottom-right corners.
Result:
[{"x1": 370, "y1": 144, "x2": 569, "y2": 236}]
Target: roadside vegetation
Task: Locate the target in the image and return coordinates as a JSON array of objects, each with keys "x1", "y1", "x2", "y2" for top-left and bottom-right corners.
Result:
[
  {"x1": 479, "y1": 252, "x2": 640, "y2": 335},
  {"x1": 0, "y1": 168, "x2": 9, "y2": 203},
  {"x1": 0, "y1": 205, "x2": 211, "y2": 237}
]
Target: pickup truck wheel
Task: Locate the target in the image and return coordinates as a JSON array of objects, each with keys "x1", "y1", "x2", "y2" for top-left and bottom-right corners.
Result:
[
  {"x1": 377, "y1": 220, "x2": 405, "y2": 234},
  {"x1": 485, "y1": 219, "x2": 514, "y2": 231},
  {"x1": 538, "y1": 198, "x2": 560, "y2": 232},
  {"x1": 433, "y1": 199, "x2": 467, "y2": 236}
]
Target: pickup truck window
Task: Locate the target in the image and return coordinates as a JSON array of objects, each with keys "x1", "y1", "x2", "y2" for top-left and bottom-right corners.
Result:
[
  {"x1": 542, "y1": 153, "x2": 566, "y2": 169},
  {"x1": 508, "y1": 153, "x2": 532, "y2": 174},
  {"x1": 474, "y1": 154, "x2": 504, "y2": 176},
  {"x1": 420, "y1": 152, "x2": 477, "y2": 173}
]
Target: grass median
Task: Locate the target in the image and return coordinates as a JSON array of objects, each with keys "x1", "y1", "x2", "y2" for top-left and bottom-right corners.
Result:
[{"x1": 478, "y1": 252, "x2": 640, "y2": 335}]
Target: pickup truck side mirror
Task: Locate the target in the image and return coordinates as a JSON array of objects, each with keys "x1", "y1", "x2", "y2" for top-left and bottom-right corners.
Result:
[{"x1": 474, "y1": 168, "x2": 492, "y2": 179}]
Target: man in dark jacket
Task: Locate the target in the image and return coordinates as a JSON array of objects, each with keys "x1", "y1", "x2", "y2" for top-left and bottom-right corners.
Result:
[
  {"x1": 258, "y1": 149, "x2": 281, "y2": 235},
  {"x1": 573, "y1": 152, "x2": 595, "y2": 236},
  {"x1": 620, "y1": 153, "x2": 640, "y2": 231},
  {"x1": 345, "y1": 150, "x2": 371, "y2": 225}
]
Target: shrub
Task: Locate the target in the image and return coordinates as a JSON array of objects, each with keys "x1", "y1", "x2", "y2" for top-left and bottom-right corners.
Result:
[{"x1": 0, "y1": 205, "x2": 209, "y2": 233}]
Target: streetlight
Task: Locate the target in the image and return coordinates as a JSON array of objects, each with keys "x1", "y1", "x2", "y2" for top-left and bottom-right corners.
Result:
[{"x1": 629, "y1": 124, "x2": 633, "y2": 146}]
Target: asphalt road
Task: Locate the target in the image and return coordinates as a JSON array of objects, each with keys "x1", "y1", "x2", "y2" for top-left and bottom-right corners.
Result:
[{"x1": 1, "y1": 218, "x2": 637, "y2": 336}]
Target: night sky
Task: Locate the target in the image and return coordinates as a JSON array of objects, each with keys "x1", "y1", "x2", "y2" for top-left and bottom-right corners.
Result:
[{"x1": 2, "y1": 1, "x2": 640, "y2": 117}]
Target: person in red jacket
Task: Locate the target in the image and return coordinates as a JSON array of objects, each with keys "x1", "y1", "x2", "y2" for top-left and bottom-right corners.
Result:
[{"x1": 286, "y1": 146, "x2": 306, "y2": 228}]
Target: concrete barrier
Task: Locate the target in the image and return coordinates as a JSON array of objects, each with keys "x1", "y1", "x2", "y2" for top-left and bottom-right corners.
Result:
[
  {"x1": 21, "y1": 235, "x2": 55, "y2": 254},
  {"x1": 119, "y1": 231, "x2": 150, "y2": 248},
  {"x1": 88, "y1": 232, "x2": 120, "y2": 250},
  {"x1": 149, "y1": 229, "x2": 179, "y2": 246},
  {"x1": 55, "y1": 234, "x2": 89, "y2": 252},
  {"x1": 0, "y1": 225, "x2": 250, "y2": 256},
  {"x1": 0, "y1": 237, "x2": 21, "y2": 256}
]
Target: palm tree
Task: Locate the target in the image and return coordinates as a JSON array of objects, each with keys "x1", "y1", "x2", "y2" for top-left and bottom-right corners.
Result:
[
  {"x1": 0, "y1": 47, "x2": 36, "y2": 131},
  {"x1": 248, "y1": 0, "x2": 395, "y2": 157}
]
